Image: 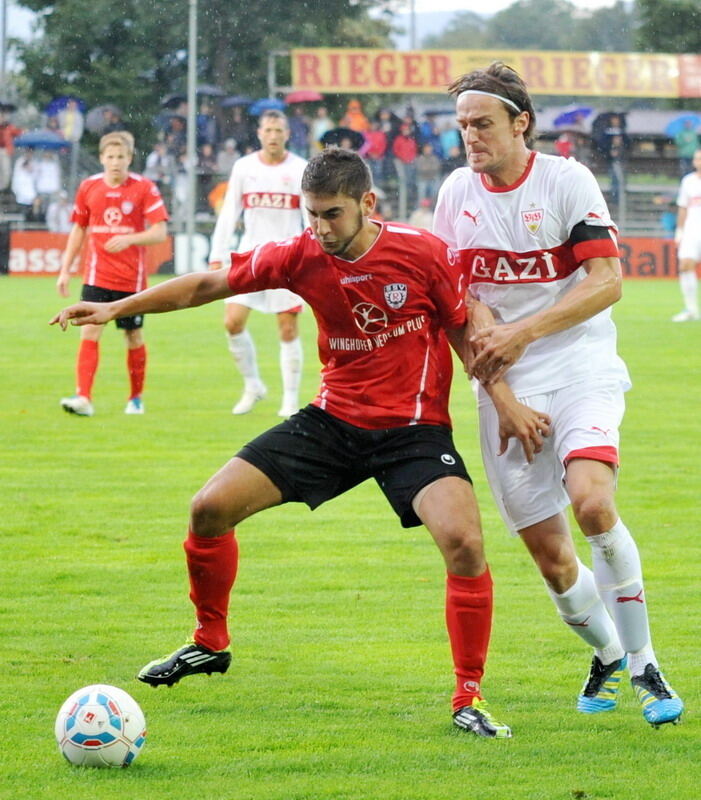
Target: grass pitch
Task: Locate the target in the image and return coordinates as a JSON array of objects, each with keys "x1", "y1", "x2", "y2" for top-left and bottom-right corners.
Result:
[{"x1": 0, "y1": 275, "x2": 698, "y2": 800}]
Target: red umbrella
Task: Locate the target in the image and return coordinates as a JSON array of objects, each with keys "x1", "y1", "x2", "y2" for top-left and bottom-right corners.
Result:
[{"x1": 285, "y1": 90, "x2": 324, "y2": 104}]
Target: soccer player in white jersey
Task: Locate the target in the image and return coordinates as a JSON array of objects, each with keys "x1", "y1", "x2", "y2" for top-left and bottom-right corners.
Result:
[
  {"x1": 209, "y1": 110, "x2": 307, "y2": 416},
  {"x1": 672, "y1": 147, "x2": 701, "y2": 321},
  {"x1": 433, "y1": 61, "x2": 684, "y2": 727},
  {"x1": 52, "y1": 148, "x2": 554, "y2": 738}
]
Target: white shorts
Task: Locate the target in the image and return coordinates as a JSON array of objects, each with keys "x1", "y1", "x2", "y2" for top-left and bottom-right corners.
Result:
[
  {"x1": 479, "y1": 381, "x2": 625, "y2": 535},
  {"x1": 678, "y1": 232, "x2": 701, "y2": 262},
  {"x1": 225, "y1": 288, "x2": 304, "y2": 313}
]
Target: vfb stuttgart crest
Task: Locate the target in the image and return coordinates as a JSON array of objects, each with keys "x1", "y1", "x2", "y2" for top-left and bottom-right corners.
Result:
[
  {"x1": 522, "y1": 208, "x2": 544, "y2": 234},
  {"x1": 384, "y1": 283, "x2": 407, "y2": 310}
]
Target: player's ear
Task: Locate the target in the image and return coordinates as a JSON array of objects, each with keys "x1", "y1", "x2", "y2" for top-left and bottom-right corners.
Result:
[
  {"x1": 360, "y1": 191, "x2": 376, "y2": 216},
  {"x1": 513, "y1": 111, "x2": 529, "y2": 138}
]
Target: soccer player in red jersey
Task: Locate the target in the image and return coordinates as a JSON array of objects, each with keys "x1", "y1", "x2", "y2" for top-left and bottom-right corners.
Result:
[
  {"x1": 56, "y1": 131, "x2": 168, "y2": 416},
  {"x1": 52, "y1": 148, "x2": 547, "y2": 738}
]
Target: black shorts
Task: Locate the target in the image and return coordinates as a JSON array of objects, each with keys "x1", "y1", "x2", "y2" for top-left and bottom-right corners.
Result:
[
  {"x1": 81, "y1": 284, "x2": 144, "y2": 330},
  {"x1": 237, "y1": 405, "x2": 471, "y2": 528}
]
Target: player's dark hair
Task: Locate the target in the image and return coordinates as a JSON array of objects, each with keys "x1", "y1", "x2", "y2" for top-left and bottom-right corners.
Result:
[
  {"x1": 449, "y1": 61, "x2": 537, "y2": 147},
  {"x1": 302, "y1": 147, "x2": 372, "y2": 201},
  {"x1": 258, "y1": 109, "x2": 288, "y2": 127}
]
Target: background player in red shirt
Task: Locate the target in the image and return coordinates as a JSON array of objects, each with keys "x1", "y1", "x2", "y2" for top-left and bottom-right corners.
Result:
[
  {"x1": 56, "y1": 131, "x2": 168, "y2": 416},
  {"x1": 52, "y1": 148, "x2": 549, "y2": 738}
]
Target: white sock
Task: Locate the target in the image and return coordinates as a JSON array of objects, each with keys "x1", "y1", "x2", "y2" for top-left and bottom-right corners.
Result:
[
  {"x1": 280, "y1": 337, "x2": 302, "y2": 400},
  {"x1": 227, "y1": 331, "x2": 261, "y2": 390},
  {"x1": 547, "y1": 560, "x2": 623, "y2": 660},
  {"x1": 679, "y1": 271, "x2": 699, "y2": 314},
  {"x1": 588, "y1": 518, "x2": 657, "y2": 674}
]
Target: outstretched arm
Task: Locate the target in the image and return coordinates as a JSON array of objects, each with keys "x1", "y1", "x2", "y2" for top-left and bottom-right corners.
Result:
[
  {"x1": 50, "y1": 269, "x2": 232, "y2": 330},
  {"x1": 471, "y1": 255, "x2": 622, "y2": 384}
]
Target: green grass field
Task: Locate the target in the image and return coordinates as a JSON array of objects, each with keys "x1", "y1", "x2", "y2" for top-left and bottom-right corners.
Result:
[{"x1": 0, "y1": 275, "x2": 698, "y2": 800}]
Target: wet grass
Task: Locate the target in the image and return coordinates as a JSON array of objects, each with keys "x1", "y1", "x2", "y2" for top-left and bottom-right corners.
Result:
[{"x1": 0, "y1": 275, "x2": 698, "y2": 800}]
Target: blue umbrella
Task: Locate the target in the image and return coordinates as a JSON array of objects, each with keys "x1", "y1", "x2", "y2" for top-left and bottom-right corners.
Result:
[
  {"x1": 44, "y1": 96, "x2": 87, "y2": 116},
  {"x1": 665, "y1": 113, "x2": 701, "y2": 139},
  {"x1": 554, "y1": 106, "x2": 593, "y2": 128},
  {"x1": 221, "y1": 95, "x2": 253, "y2": 108},
  {"x1": 14, "y1": 129, "x2": 70, "y2": 150},
  {"x1": 248, "y1": 98, "x2": 287, "y2": 116}
]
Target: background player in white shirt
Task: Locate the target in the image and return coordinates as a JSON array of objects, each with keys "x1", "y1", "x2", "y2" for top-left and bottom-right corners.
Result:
[
  {"x1": 672, "y1": 147, "x2": 701, "y2": 322},
  {"x1": 209, "y1": 110, "x2": 307, "y2": 416},
  {"x1": 434, "y1": 61, "x2": 683, "y2": 728}
]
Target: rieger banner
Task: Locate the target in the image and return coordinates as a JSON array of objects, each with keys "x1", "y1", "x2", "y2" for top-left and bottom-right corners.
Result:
[
  {"x1": 292, "y1": 49, "x2": 701, "y2": 98},
  {"x1": 8, "y1": 231, "x2": 174, "y2": 277}
]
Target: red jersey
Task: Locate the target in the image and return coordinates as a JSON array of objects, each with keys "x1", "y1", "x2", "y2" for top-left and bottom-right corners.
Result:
[
  {"x1": 227, "y1": 222, "x2": 466, "y2": 429},
  {"x1": 72, "y1": 172, "x2": 168, "y2": 292}
]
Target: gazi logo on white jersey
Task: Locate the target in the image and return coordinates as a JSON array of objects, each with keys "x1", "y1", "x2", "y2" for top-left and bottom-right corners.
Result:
[{"x1": 470, "y1": 248, "x2": 576, "y2": 283}]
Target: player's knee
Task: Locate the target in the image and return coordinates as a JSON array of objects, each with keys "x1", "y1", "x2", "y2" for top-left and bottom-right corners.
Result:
[
  {"x1": 278, "y1": 321, "x2": 297, "y2": 341},
  {"x1": 190, "y1": 488, "x2": 229, "y2": 537},
  {"x1": 438, "y1": 526, "x2": 484, "y2": 572},
  {"x1": 226, "y1": 319, "x2": 246, "y2": 335},
  {"x1": 571, "y1": 492, "x2": 616, "y2": 535}
]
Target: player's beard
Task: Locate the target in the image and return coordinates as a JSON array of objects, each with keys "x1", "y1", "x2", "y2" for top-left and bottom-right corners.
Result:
[{"x1": 324, "y1": 210, "x2": 364, "y2": 257}]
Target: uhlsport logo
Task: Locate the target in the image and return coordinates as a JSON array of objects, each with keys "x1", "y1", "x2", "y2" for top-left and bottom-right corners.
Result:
[{"x1": 441, "y1": 453, "x2": 456, "y2": 465}]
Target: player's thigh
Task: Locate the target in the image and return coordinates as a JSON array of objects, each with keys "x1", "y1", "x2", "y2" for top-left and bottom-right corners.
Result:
[
  {"x1": 191, "y1": 455, "x2": 284, "y2": 530},
  {"x1": 479, "y1": 397, "x2": 568, "y2": 534},
  {"x1": 553, "y1": 381, "x2": 624, "y2": 467},
  {"x1": 678, "y1": 235, "x2": 701, "y2": 265},
  {"x1": 414, "y1": 475, "x2": 484, "y2": 553}
]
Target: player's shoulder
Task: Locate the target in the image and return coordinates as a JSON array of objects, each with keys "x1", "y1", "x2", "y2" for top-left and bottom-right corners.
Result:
[
  {"x1": 81, "y1": 172, "x2": 105, "y2": 188},
  {"x1": 439, "y1": 165, "x2": 472, "y2": 193},
  {"x1": 380, "y1": 220, "x2": 450, "y2": 258},
  {"x1": 285, "y1": 152, "x2": 308, "y2": 168},
  {"x1": 534, "y1": 151, "x2": 593, "y2": 182}
]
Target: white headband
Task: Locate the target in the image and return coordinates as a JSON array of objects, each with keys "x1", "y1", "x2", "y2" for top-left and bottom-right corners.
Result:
[{"x1": 457, "y1": 89, "x2": 522, "y2": 114}]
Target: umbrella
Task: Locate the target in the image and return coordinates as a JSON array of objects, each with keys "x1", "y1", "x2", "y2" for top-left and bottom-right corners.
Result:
[
  {"x1": 285, "y1": 90, "x2": 324, "y2": 104},
  {"x1": 553, "y1": 106, "x2": 593, "y2": 128},
  {"x1": 44, "y1": 96, "x2": 87, "y2": 116},
  {"x1": 320, "y1": 127, "x2": 365, "y2": 151},
  {"x1": 14, "y1": 129, "x2": 70, "y2": 150},
  {"x1": 161, "y1": 93, "x2": 187, "y2": 110},
  {"x1": 85, "y1": 104, "x2": 122, "y2": 134},
  {"x1": 248, "y1": 98, "x2": 287, "y2": 116},
  {"x1": 197, "y1": 84, "x2": 225, "y2": 97},
  {"x1": 665, "y1": 113, "x2": 701, "y2": 139},
  {"x1": 221, "y1": 95, "x2": 253, "y2": 108}
]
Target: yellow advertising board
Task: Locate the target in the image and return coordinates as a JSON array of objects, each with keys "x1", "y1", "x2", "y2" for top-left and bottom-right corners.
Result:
[{"x1": 291, "y1": 49, "x2": 701, "y2": 98}]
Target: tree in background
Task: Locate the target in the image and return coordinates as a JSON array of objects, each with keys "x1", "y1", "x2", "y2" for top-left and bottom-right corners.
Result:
[
  {"x1": 423, "y1": 0, "x2": 634, "y2": 53},
  {"x1": 15, "y1": 0, "x2": 393, "y2": 151},
  {"x1": 636, "y1": 0, "x2": 701, "y2": 53}
]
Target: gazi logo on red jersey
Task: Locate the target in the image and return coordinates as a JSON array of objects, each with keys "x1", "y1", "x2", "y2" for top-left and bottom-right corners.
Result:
[{"x1": 242, "y1": 192, "x2": 300, "y2": 210}]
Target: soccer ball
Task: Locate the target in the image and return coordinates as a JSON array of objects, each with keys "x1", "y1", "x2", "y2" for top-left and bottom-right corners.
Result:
[{"x1": 55, "y1": 684, "x2": 146, "y2": 767}]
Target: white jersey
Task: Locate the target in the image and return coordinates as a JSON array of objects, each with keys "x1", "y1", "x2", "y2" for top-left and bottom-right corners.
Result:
[
  {"x1": 434, "y1": 152, "x2": 630, "y2": 402},
  {"x1": 677, "y1": 170, "x2": 701, "y2": 232},
  {"x1": 209, "y1": 150, "x2": 307, "y2": 262}
]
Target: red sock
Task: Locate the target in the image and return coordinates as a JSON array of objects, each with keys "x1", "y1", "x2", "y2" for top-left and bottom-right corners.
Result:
[
  {"x1": 445, "y1": 568, "x2": 493, "y2": 711},
  {"x1": 127, "y1": 344, "x2": 147, "y2": 399},
  {"x1": 76, "y1": 339, "x2": 99, "y2": 399},
  {"x1": 184, "y1": 528, "x2": 238, "y2": 651}
]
